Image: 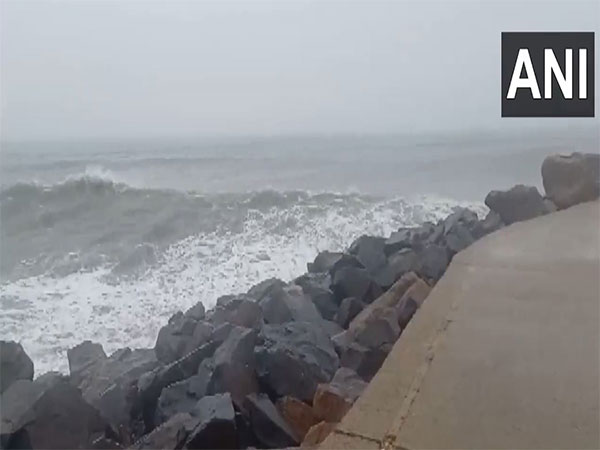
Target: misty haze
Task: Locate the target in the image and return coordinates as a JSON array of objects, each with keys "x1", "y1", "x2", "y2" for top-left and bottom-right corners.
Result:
[{"x1": 0, "y1": 2, "x2": 599, "y2": 449}]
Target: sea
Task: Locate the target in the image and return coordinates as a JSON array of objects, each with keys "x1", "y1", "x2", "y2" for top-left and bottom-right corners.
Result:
[{"x1": 1, "y1": 128, "x2": 597, "y2": 374}]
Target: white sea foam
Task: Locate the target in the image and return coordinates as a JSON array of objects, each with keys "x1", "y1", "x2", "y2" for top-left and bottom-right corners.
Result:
[{"x1": 0, "y1": 194, "x2": 486, "y2": 375}]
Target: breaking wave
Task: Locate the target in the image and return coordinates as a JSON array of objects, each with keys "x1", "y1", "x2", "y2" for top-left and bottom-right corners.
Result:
[{"x1": 0, "y1": 173, "x2": 486, "y2": 374}]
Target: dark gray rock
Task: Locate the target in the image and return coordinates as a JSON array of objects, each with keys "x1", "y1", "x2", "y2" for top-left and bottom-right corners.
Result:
[
  {"x1": 308, "y1": 251, "x2": 364, "y2": 275},
  {"x1": 210, "y1": 295, "x2": 263, "y2": 330},
  {"x1": 472, "y1": 210, "x2": 504, "y2": 238},
  {"x1": 132, "y1": 413, "x2": 197, "y2": 450},
  {"x1": 185, "y1": 393, "x2": 237, "y2": 449},
  {"x1": 154, "y1": 373, "x2": 209, "y2": 425},
  {"x1": 415, "y1": 244, "x2": 449, "y2": 281},
  {"x1": 485, "y1": 184, "x2": 549, "y2": 225},
  {"x1": 67, "y1": 340, "x2": 107, "y2": 385},
  {"x1": 443, "y1": 222, "x2": 475, "y2": 256},
  {"x1": 348, "y1": 235, "x2": 387, "y2": 273},
  {"x1": 1, "y1": 378, "x2": 107, "y2": 449},
  {"x1": 352, "y1": 307, "x2": 401, "y2": 349},
  {"x1": 294, "y1": 273, "x2": 337, "y2": 321},
  {"x1": 385, "y1": 223, "x2": 437, "y2": 255},
  {"x1": 68, "y1": 346, "x2": 157, "y2": 431},
  {"x1": 155, "y1": 312, "x2": 198, "y2": 364},
  {"x1": 331, "y1": 266, "x2": 381, "y2": 303},
  {"x1": 372, "y1": 248, "x2": 417, "y2": 289},
  {"x1": 259, "y1": 285, "x2": 323, "y2": 324},
  {"x1": 245, "y1": 393, "x2": 298, "y2": 448},
  {"x1": 184, "y1": 302, "x2": 206, "y2": 321},
  {"x1": 255, "y1": 322, "x2": 339, "y2": 402},
  {"x1": 334, "y1": 297, "x2": 365, "y2": 329},
  {"x1": 207, "y1": 326, "x2": 259, "y2": 408},
  {"x1": 247, "y1": 277, "x2": 286, "y2": 301},
  {"x1": 137, "y1": 341, "x2": 220, "y2": 432},
  {"x1": 0, "y1": 341, "x2": 34, "y2": 394},
  {"x1": 542, "y1": 152, "x2": 600, "y2": 209}
]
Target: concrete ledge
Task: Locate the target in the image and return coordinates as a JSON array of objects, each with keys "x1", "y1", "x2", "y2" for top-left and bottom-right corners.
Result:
[{"x1": 322, "y1": 201, "x2": 600, "y2": 449}]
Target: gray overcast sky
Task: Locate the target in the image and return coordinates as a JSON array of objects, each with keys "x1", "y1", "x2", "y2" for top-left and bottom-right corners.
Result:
[{"x1": 1, "y1": 0, "x2": 599, "y2": 140}]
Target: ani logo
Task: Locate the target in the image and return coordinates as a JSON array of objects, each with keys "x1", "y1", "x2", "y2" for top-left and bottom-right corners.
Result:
[{"x1": 501, "y1": 32, "x2": 594, "y2": 117}]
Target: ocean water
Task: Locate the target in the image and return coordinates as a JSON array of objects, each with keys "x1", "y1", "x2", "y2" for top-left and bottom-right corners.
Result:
[{"x1": 1, "y1": 130, "x2": 597, "y2": 374}]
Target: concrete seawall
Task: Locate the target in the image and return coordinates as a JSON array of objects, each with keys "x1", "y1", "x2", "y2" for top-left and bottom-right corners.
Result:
[{"x1": 322, "y1": 200, "x2": 600, "y2": 449}]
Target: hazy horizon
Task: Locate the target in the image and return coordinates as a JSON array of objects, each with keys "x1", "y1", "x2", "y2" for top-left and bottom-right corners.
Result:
[{"x1": 2, "y1": 0, "x2": 599, "y2": 141}]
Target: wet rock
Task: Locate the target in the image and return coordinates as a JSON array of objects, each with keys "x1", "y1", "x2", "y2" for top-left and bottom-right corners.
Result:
[
  {"x1": 443, "y1": 221, "x2": 475, "y2": 256},
  {"x1": 348, "y1": 235, "x2": 387, "y2": 273},
  {"x1": 184, "y1": 302, "x2": 206, "y2": 321},
  {"x1": 330, "y1": 367, "x2": 367, "y2": 401},
  {"x1": 308, "y1": 251, "x2": 362, "y2": 274},
  {"x1": 255, "y1": 322, "x2": 339, "y2": 402},
  {"x1": 473, "y1": 210, "x2": 504, "y2": 238},
  {"x1": 294, "y1": 273, "x2": 337, "y2": 321},
  {"x1": 155, "y1": 312, "x2": 198, "y2": 364},
  {"x1": 247, "y1": 277, "x2": 286, "y2": 301},
  {"x1": 334, "y1": 297, "x2": 364, "y2": 329},
  {"x1": 210, "y1": 295, "x2": 263, "y2": 330},
  {"x1": 186, "y1": 393, "x2": 237, "y2": 449},
  {"x1": 485, "y1": 184, "x2": 548, "y2": 225},
  {"x1": 137, "y1": 341, "x2": 220, "y2": 431},
  {"x1": 67, "y1": 341, "x2": 107, "y2": 386},
  {"x1": 260, "y1": 285, "x2": 323, "y2": 325},
  {"x1": 183, "y1": 321, "x2": 213, "y2": 355},
  {"x1": 395, "y1": 277, "x2": 431, "y2": 328},
  {"x1": 154, "y1": 373, "x2": 209, "y2": 425},
  {"x1": 245, "y1": 393, "x2": 298, "y2": 448},
  {"x1": 132, "y1": 413, "x2": 196, "y2": 450},
  {"x1": 206, "y1": 326, "x2": 259, "y2": 408},
  {"x1": 301, "y1": 421, "x2": 336, "y2": 447},
  {"x1": 385, "y1": 223, "x2": 437, "y2": 255},
  {"x1": 276, "y1": 396, "x2": 319, "y2": 441},
  {"x1": 373, "y1": 248, "x2": 418, "y2": 289},
  {"x1": 70, "y1": 346, "x2": 157, "y2": 432},
  {"x1": 542, "y1": 152, "x2": 600, "y2": 209},
  {"x1": 0, "y1": 341, "x2": 34, "y2": 394},
  {"x1": 338, "y1": 342, "x2": 391, "y2": 382},
  {"x1": 331, "y1": 266, "x2": 381, "y2": 303},
  {"x1": 1, "y1": 378, "x2": 107, "y2": 449},
  {"x1": 415, "y1": 244, "x2": 449, "y2": 281}
]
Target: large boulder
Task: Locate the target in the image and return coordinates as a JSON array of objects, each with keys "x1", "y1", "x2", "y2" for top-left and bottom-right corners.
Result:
[
  {"x1": 338, "y1": 342, "x2": 391, "y2": 382},
  {"x1": 255, "y1": 322, "x2": 339, "y2": 402},
  {"x1": 276, "y1": 396, "x2": 319, "y2": 442},
  {"x1": 313, "y1": 368, "x2": 366, "y2": 423},
  {"x1": 155, "y1": 312, "x2": 199, "y2": 364},
  {"x1": 132, "y1": 413, "x2": 196, "y2": 450},
  {"x1": 206, "y1": 326, "x2": 259, "y2": 408},
  {"x1": 185, "y1": 393, "x2": 237, "y2": 449},
  {"x1": 154, "y1": 373, "x2": 209, "y2": 425},
  {"x1": 308, "y1": 251, "x2": 362, "y2": 274},
  {"x1": 247, "y1": 278, "x2": 286, "y2": 301},
  {"x1": 1, "y1": 377, "x2": 108, "y2": 449},
  {"x1": 67, "y1": 340, "x2": 107, "y2": 386},
  {"x1": 542, "y1": 152, "x2": 600, "y2": 209},
  {"x1": 259, "y1": 285, "x2": 323, "y2": 325},
  {"x1": 70, "y1": 346, "x2": 158, "y2": 432},
  {"x1": 210, "y1": 294, "x2": 263, "y2": 330},
  {"x1": 137, "y1": 340, "x2": 220, "y2": 432},
  {"x1": 0, "y1": 341, "x2": 34, "y2": 394},
  {"x1": 485, "y1": 184, "x2": 548, "y2": 225},
  {"x1": 245, "y1": 393, "x2": 298, "y2": 448},
  {"x1": 331, "y1": 266, "x2": 382, "y2": 303},
  {"x1": 334, "y1": 297, "x2": 364, "y2": 329},
  {"x1": 348, "y1": 235, "x2": 387, "y2": 274},
  {"x1": 294, "y1": 273, "x2": 338, "y2": 321}
]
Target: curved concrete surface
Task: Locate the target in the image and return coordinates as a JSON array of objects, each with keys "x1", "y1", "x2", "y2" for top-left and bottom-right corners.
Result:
[{"x1": 322, "y1": 200, "x2": 600, "y2": 449}]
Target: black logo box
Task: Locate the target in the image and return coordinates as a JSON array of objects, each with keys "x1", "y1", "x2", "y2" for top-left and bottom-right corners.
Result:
[{"x1": 501, "y1": 32, "x2": 594, "y2": 117}]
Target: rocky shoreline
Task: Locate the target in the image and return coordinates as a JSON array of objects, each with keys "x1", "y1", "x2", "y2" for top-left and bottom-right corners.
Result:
[{"x1": 1, "y1": 152, "x2": 598, "y2": 450}]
